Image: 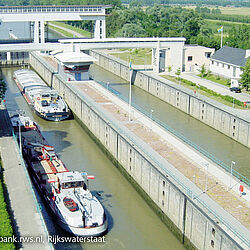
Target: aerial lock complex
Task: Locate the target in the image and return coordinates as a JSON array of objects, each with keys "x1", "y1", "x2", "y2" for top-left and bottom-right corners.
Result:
[{"x1": 0, "y1": 2, "x2": 249, "y2": 250}]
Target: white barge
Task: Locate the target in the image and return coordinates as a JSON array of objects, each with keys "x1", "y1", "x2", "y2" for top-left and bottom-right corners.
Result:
[
  {"x1": 10, "y1": 114, "x2": 108, "y2": 236},
  {"x1": 13, "y1": 69, "x2": 70, "y2": 121}
]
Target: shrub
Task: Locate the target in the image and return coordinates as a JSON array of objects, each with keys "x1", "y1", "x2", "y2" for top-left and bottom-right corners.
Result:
[{"x1": 0, "y1": 160, "x2": 15, "y2": 250}]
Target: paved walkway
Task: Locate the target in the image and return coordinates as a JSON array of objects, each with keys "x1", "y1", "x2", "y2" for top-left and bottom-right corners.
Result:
[
  {"x1": 180, "y1": 72, "x2": 250, "y2": 102},
  {"x1": 0, "y1": 106, "x2": 52, "y2": 250},
  {"x1": 48, "y1": 23, "x2": 85, "y2": 38}
]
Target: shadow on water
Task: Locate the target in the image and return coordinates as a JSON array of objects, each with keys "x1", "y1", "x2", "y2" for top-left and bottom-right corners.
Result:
[
  {"x1": 41, "y1": 130, "x2": 72, "y2": 154},
  {"x1": 92, "y1": 190, "x2": 114, "y2": 232}
]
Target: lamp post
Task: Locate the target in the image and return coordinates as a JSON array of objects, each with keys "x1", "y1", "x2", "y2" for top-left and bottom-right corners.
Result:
[
  {"x1": 150, "y1": 109, "x2": 154, "y2": 120},
  {"x1": 128, "y1": 62, "x2": 132, "y2": 122},
  {"x1": 17, "y1": 111, "x2": 22, "y2": 157},
  {"x1": 230, "y1": 161, "x2": 235, "y2": 190},
  {"x1": 204, "y1": 163, "x2": 209, "y2": 193},
  {"x1": 150, "y1": 109, "x2": 154, "y2": 130}
]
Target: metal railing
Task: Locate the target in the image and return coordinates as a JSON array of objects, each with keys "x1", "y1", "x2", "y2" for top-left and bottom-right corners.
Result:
[
  {"x1": 96, "y1": 79, "x2": 250, "y2": 187},
  {"x1": 0, "y1": 5, "x2": 110, "y2": 13}
]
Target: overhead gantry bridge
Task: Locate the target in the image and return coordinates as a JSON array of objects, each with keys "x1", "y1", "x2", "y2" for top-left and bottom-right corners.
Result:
[
  {"x1": 0, "y1": 5, "x2": 111, "y2": 42},
  {"x1": 0, "y1": 37, "x2": 186, "y2": 73}
]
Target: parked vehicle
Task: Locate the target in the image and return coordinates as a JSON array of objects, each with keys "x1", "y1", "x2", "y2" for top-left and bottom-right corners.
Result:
[{"x1": 229, "y1": 87, "x2": 241, "y2": 93}]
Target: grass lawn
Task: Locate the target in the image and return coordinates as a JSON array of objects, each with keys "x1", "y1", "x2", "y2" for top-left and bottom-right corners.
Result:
[
  {"x1": 49, "y1": 21, "x2": 91, "y2": 38},
  {"x1": 198, "y1": 74, "x2": 231, "y2": 87},
  {"x1": 48, "y1": 24, "x2": 74, "y2": 38},
  {"x1": 109, "y1": 48, "x2": 152, "y2": 65},
  {"x1": 204, "y1": 19, "x2": 249, "y2": 33},
  {"x1": 219, "y1": 7, "x2": 250, "y2": 16},
  {"x1": 0, "y1": 158, "x2": 15, "y2": 250},
  {"x1": 183, "y1": 5, "x2": 250, "y2": 16},
  {"x1": 161, "y1": 75, "x2": 247, "y2": 109}
]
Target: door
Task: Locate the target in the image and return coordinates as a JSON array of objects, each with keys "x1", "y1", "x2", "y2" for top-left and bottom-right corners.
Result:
[{"x1": 75, "y1": 72, "x2": 81, "y2": 81}]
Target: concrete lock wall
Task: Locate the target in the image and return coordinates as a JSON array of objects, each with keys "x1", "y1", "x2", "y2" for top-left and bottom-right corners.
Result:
[
  {"x1": 90, "y1": 51, "x2": 250, "y2": 148},
  {"x1": 29, "y1": 52, "x2": 244, "y2": 250}
]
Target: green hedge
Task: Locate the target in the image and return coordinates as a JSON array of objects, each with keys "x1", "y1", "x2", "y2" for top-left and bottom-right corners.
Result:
[
  {"x1": 0, "y1": 78, "x2": 7, "y2": 101},
  {"x1": 179, "y1": 78, "x2": 244, "y2": 107},
  {"x1": 0, "y1": 159, "x2": 15, "y2": 250}
]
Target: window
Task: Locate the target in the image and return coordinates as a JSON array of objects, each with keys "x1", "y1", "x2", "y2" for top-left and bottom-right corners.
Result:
[
  {"x1": 228, "y1": 65, "x2": 230, "y2": 69},
  {"x1": 217, "y1": 62, "x2": 219, "y2": 66},
  {"x1": 233, "y1": 67, "x2": 236, "y2": 77},
  {"x1": 222, "y1": 64, "x2": 224, "y2": 68},
  {"x1": 188, "y1": 56, "x2": 193, "y2": 62},
  {"x1": 212, "y1": 61, "x2": 214, "y2": 65},
  {"x1": 211, "y1": 240, "x2": 214, "y2": 248},
  {"x1": 205, "y1": 52, "x2": 211, "y2": 58}
]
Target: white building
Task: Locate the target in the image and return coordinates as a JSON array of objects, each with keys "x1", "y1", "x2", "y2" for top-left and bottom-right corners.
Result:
[
  {"x1": 210, "y1": 46, "x2": 249, "y2": 87},
  {"x1": 183, "y1": 44, "x2": 215, "y2": 72},
  {"x1": 54, "y1": 52, "x2": 96, "y2": 81}
]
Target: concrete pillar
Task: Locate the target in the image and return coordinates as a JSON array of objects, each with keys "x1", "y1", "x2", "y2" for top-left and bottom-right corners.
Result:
[
  {"x1": 101, "y1": 19, "x2": 106, "y2": 39},
  {"x1": 34, "y1": 21, "x2": 39, "y2": 43},
  {"x1": 169, "y1": 44, "x2": 185, "y2": 73},
  {"x1": 94, "y1": 20, "x2": 101, "y2": 39},
  {"x1": 7, "y1": 52, "x2": 11, "y2": 61},
  {"x1": 40, "y1": 20, "x2": 45, "y2": 44},
  {"x1": 152, "y1": 41, "x2": 160, "y2": 73}
]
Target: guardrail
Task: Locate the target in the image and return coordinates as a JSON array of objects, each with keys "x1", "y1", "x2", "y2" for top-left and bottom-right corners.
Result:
[
  {"x1": 96, "y1": 79, "x2": 250, "y2": 187},
  {"x1": 0, "y1": 5, "x2": 110, "y2": 13}
]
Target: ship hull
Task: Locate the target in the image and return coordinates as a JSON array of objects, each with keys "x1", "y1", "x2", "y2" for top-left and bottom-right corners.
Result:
[
  {"x1": 34, "y1": 110, "x2": 69, "y2": 122},
  {"x1": 57, "y1": 218, "x2": 108, "y2": 237}
]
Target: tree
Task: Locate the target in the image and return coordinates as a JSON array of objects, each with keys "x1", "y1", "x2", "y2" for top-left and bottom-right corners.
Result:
[
  {"x1": 175, "y1": 67, "x2": 181, "y2": 78},
  {"x1": 240, "y1": 58, "x2": 250, "y2": 91},
  {"x1": 167, "y1": 65, "x2": 172, "y2": 75},
  {"x1": 175, "y1": 67, "x2": 181, "y2": 85},
  {"x1": 198, "y1": 64, "x2": 207, "y2": 77},
  {"x1": 116, "y1": 23, "x2": 146, "y2": 37},
  {"x1": 129, "y1": 0, "x2": 142, "y2": 7}
]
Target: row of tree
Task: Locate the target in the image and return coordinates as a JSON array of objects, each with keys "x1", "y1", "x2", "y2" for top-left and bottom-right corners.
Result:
[
  {"x1": 1, "y1": 0, "x2": 250, "y2": 7},
  {"x1": 0, "y1": 0, "x2": 122, "y2": 7},
  {"x1": 202, "y1": 13, "x2": 250, "y2": 23},
  {"x1": 105, "y1": 5, "x2": 249, "y2": 50},
  {"x1": 195, "y1": 6, "x2": 221, "y2": 14},
  {"x1": 122, "y1": 0, "x2": 250, "y2": 7},
  {"x1": 69, "y1": 4, "x2": 249, "y2": 50}
]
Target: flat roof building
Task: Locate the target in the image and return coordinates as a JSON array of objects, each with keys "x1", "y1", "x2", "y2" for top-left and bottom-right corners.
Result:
[{"x1": 54, "y1": 51, "x2": 96, "y2": 81}]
